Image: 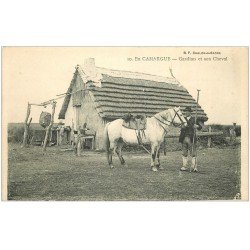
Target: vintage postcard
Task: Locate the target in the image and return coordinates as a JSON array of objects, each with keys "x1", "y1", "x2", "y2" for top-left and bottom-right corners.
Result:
[{"x1": 1, "y1": 47, "x2": 248, "y2": 201}]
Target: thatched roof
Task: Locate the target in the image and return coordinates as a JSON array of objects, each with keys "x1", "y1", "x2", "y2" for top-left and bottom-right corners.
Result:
[{"x1": 58, "y1": 62, "x2": 208, "y2": 121}]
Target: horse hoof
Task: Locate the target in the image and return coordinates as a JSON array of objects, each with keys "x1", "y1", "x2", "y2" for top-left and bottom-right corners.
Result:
[
  {"x1": 158, "y1": 166, "x2": 164, "y2": 170},
  {"x1": 151, "y1": 167, "x2": 158, "y2": 172},
  {"x1": 122, "y1": 163, "x2": 128, "y2": 167},
  {"x1": 110, "y1": 165, "x2": 114, "y2": 169},
  {"x1": 190, "y1": 168, "x2": 198, "y2": 172}
]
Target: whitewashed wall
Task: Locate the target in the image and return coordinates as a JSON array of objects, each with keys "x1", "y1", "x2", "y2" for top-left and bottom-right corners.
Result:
[{"x1": 64, "y1": 97, "x2": 76, "y2": 130}]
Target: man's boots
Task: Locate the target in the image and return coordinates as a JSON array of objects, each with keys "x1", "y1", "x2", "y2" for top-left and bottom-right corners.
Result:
[
  {"x1": 191, "y1": 157, "x2": 198, "y2": 172},
  {"x1": 180, "y1": 156, "x2": 188, "y2": 171}
]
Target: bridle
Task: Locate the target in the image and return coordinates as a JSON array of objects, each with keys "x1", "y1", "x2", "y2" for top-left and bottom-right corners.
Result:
[
  {"x1": 154, "y1": 108, "x2": 186, "y2": 129},
  {"x1": 171, "y1": 108, "x2": 186, "y2": 127}
]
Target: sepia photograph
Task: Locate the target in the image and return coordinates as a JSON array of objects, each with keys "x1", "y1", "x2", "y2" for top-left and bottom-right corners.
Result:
[{"x1": 2, "y1": 47, "x2": 248, "y2": 201}]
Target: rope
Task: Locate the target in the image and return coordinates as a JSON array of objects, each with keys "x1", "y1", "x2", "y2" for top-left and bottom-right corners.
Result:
[
  {"x1": 134, "y1": 130, "x2": 151, "y2": 154},
  {"x1": 29, "y1": 87, "x2": 87, "y2": 107},
  {"x1": 140, "y1": 144, "x2": 151, "y2": 154}
]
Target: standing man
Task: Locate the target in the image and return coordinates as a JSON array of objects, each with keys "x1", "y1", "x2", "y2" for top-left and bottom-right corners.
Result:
[
  {"x1": 229, "y1": 122, "x2": 237, "y2": 143},
  {"x1": 179, "y1": 107, "x2": 203, "y2": 171}
]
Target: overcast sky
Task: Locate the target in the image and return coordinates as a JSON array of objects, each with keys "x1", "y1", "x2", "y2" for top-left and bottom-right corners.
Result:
[{"x1": 3, "y1": 47, "x2": 247, "y2": 125}]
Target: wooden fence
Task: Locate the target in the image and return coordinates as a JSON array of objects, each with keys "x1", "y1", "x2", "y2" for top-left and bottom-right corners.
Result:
[{"x1": 165, "y1": 127, "x2": 223, "y2": 148}]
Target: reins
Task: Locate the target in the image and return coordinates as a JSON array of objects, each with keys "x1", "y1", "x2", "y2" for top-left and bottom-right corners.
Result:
[
  {"x1": 154, "y1": 109, "x2": 185, "y2": 130},
  {"x1": 153, "y1": 116, "x2": 171, "y2": 134},
  {"x1": 174, "y1": 110, "x2": 186, "y2": 126}
]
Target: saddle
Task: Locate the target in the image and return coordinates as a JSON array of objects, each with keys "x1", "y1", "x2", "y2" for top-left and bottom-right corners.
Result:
[
  {"x1": 122, "y1": 114, "x2": 147, "y2": 144},
  {"x1": 122, "y1": 114, "x2": 147, "y2": 130}
]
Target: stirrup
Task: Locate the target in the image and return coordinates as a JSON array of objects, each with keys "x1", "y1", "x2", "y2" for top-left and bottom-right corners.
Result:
[{"x1": 136, "y1": 130, "x2": 142, "y2": 145}]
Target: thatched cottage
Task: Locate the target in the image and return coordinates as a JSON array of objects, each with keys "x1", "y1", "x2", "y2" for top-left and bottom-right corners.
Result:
[{"x1": 58, "y1": 58, "x2": 208, "y2": 149}]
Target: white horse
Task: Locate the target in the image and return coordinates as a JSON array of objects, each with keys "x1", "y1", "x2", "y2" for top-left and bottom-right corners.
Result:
[{"x1": 103, "y1": 107, "x2": 187, "y2": 171}]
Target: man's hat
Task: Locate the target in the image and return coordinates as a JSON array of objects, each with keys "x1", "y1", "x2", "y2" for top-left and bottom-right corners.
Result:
[{"x1": 184, "y1": 106, "x2": 192, "y2": 112}]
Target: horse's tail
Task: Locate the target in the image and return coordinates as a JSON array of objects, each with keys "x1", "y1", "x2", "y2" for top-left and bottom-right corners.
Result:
[{"x1": 103, "y1": 122, "x2": 110, "y2": 151}]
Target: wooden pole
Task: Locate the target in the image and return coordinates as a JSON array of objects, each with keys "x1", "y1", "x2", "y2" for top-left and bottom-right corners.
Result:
[
  {"x1": 22, "y1": 103, "x2": 31, "y2": 147},
  {"x1": 76, "y1": 126, "x2": 82, "y2": 156},
  {"x1": 192, "y1": 90, "x2": 200, "y2": 148},
  {"x1": 56, "y1": 129, "x2": 60, "y2": 146},
  {"x1": 27, "y1": 117, "x2": 32, "y2": 145},
  {"x1": 191, "y1": 89, "x2": 201, "y2": 171},
  {"x1": 163, "y1": 137, "x2": 167, "y2": 156},
  {"x1": 71, "y1": 120, "x2": 75, "y2": 149},
  {"x1": 28, "y1": 117, "x2": 32, "y2": 127},
  {"x1": 49, "y1": 129, "x2": 53, "y2": 143},
  {"x1": 43, "y1": 102, "x2": 56, "y2": 153},
  {"x1": 77, "y1": 136, "x2": 82, "y2": 156},
  {"x1": 207, "y1": 126, "x2": 212, "y2": 148}
]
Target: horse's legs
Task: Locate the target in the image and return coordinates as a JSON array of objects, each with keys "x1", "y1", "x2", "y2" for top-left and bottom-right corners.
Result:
[
  {"x1": 107, "y1": 148, "x2": 114, "y2": 168},
  {"x1": 107, "y1": 142, "x2": 116, "y2": 169},
  {"x1": 115, "y1": 141, "x2": 127, "y2": 167},
  {"x1": 106, "y1": 147, "x2": 110, "y2": 167},
  {"x1": 155, "y1": 145, "x2": 164, "y2": 170},
  {"x1": 151, "y1": 144, "x2": 158, "y2": 172}
]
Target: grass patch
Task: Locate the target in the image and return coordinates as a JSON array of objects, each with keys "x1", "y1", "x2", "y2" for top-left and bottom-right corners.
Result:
[{"x1": 7, "y1": 143, "x2": 241, "y2": 201}]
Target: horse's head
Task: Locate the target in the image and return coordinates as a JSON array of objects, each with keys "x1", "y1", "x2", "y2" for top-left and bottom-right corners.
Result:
[
  {"x1": 154, "y1": 107, "x2": 187, "y2": 128},
  {"x1": 169, "y1": 107, "x2": 187, "y2": 127}
]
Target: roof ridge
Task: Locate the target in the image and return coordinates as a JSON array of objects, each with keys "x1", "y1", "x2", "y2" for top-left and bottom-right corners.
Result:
[
  {"x1": 96, "y1": 66, "x2": 181, "y2": 85},
  {"x1": 77, "y1": 64, "x2": 181, "y2": 86},
  {"x1": 96, "y1": 66, "x2": 174, "y2": 79}
]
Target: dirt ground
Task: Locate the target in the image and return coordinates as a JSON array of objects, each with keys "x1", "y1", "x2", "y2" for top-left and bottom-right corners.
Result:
[{"x1": 7, "y1": 143, "x2": 241, "y2": 201}]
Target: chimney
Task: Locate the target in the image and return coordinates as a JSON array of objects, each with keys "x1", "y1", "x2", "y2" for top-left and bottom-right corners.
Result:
[
  {"x1": 84, "y1": 58, "x2": 95, "y2": 69},
  {"x1": 83, "y1": 58, "x2": 102, "y2": 87},
  {"x1": 83, "y1": 58, "x2": 97, "y2": 79}
]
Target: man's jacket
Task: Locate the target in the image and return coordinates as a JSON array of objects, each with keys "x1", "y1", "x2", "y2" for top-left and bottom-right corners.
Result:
[{"x1": 179, "y1": 116, "x2": 202, "y2": 143}]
